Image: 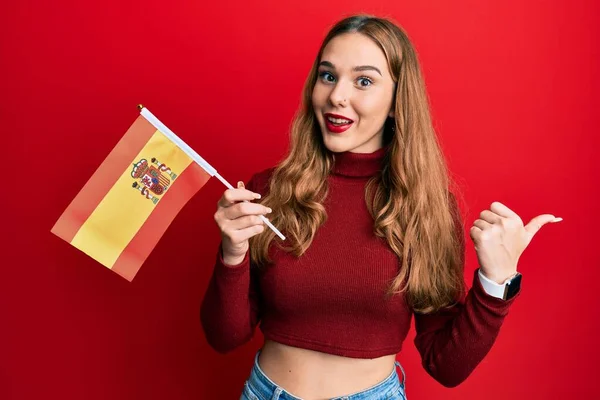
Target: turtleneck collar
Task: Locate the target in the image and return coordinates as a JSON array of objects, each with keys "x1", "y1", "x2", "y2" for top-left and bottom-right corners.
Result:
[{"x1": 331, "y1": 146, "x2": 387, "y2": 178}]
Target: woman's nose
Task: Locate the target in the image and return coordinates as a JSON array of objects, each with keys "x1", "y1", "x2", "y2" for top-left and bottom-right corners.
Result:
[{"x1": 328, "y1": 82, "x2": 350, "y2": 107}]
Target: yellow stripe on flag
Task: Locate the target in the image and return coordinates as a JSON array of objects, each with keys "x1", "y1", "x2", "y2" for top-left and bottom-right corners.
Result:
[{"x1": 70, "y1": 130, "x2": 194, "y2": 268}]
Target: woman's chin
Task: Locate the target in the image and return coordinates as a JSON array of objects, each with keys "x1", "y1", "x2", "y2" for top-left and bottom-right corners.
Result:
[{"x1": 322, "y1": 136, "x2": 351, "y2": 153}]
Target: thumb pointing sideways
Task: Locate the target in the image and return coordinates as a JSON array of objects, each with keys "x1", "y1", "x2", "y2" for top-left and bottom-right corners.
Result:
[{"x1": 524, "y1": 214, "x2": 563, "y2": 243}]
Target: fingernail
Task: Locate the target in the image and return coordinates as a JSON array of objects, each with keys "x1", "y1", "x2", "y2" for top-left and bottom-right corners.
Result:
[
  {"x1": 551, "y1": 217, "x2": 563, "y2": 223},
  {"x1": 254, "y1": 193, "x2": 261, "y2": 199},
  {"x1": 237, "y1": 181, "x2": 244, "y2": 188},
  {"x1": 266, "y1": 207, "x2": 272, "y2": 213}
]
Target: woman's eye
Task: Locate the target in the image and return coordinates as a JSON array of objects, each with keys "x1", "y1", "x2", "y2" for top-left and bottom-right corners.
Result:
[
  {"x1": 357, "y1": 77, "x2": 373, "y2": 87},
  {"x1": 319, "y1": 71, "x2": 336, "y2": 83}
]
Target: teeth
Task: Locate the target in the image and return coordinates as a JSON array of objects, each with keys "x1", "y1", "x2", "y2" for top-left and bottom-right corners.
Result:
[{"x1": 327, "y1": 116, "x2": 352, "y2": 124}]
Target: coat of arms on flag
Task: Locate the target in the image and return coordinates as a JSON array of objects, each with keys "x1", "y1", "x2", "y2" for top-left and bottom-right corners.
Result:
[{"x1": 131, "y1": 157, "x2": 178, "y2": 204}]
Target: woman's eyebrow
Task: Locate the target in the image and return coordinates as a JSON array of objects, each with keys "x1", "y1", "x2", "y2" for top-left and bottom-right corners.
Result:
[{"x1": 318, "y1": 61, "x2": 382, "y2": 77}]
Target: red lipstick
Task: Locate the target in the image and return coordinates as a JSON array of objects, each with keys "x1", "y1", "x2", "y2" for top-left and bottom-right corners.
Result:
[{"x1": 324, "y1": 113, "x2": 354, "y2": 134}]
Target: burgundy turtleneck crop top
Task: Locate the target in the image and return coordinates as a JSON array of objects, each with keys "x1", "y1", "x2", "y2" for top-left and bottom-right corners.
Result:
[{"x1": 200, "y1": 147, "x2": 519, "y2": 387}]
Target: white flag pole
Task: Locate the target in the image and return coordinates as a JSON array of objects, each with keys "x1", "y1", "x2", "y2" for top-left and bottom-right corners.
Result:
[{"x1": 138, "y1": 105, "x2": 286, "y2": 241}]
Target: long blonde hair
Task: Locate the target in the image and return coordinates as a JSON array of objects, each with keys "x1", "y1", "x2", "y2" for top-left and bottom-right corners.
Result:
[{"x1": 249, "y1": 15, "x2": 466, "y2": 314}]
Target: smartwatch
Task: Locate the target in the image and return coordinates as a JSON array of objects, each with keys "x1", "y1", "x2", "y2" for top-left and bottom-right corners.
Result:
[{"x1": 502, "y1": 272, "x2": 522, "y2": 300}]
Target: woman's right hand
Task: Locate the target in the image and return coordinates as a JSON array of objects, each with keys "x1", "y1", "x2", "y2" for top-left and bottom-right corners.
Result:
[{"x1": 214, "y1": 181, "x2": 272, "y2": 265}]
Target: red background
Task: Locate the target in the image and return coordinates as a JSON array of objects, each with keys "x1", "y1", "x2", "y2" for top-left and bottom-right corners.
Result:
[{"x1": 3, "y1": 1, "x2": 599, "y2": 399}]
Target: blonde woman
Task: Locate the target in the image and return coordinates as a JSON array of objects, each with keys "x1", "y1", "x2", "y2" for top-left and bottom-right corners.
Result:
[{"x1": 201, "y1": 14, "x2": 560, "y2": 400}]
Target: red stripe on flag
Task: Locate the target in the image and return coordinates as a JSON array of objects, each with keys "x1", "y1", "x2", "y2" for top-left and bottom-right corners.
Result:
[
  {"x1": 51, "y1": 116, "x2": 157, "y2": 243},
  {"x1": 111, "y1": 162, "x2": 211, "y2": 281}
]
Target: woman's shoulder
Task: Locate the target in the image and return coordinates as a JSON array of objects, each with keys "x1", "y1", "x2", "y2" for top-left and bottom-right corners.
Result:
[{"x1": 247, "y1": 166, "x2": 277, "y2": 194}]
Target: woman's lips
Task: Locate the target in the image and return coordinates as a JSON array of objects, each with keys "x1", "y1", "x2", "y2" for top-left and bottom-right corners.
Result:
[
  {"x1": 324, "y1": 113, "x2": 354, "y2": 134},
  {"x1": 325, "y1": 119, "x2": 353, "y2": 133}
]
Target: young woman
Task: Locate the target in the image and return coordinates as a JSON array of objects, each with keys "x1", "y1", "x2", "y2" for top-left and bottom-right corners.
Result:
[{"x1": 201, "y1": 14, "x2": 560, "y2": 400}]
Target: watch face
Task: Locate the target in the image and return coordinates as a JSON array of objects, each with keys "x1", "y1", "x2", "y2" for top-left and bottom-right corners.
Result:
[{"x1": 504, "y1": 273, "x2": 522, "y2": 300}]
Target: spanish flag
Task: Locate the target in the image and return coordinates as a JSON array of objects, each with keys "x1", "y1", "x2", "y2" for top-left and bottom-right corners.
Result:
[{"x1": 51, "y1": 106, "x2": 216, "y2": 281}]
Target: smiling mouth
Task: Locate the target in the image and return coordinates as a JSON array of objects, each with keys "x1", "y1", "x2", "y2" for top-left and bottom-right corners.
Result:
[
  {"x1": 325, "y1": 113, "x2": 353, "y2": 125},
  {"x1": 326, "y1": 116, "x2": 353, "y2": 126},
  {"x1": 324, "y1": 113, "x2": 354, "y2": 133}
]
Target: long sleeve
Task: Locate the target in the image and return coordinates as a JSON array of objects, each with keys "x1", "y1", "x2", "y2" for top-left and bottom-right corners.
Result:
[
  {"x1": 200, "y1": 245, "x2": 262, "y2": 353},
  {"x1": 413, "y1": 269, "x2": 520, "y2": 387},
  {"x1": 199, "y1": 175, "x2": 264, "y2": 354},
  {"x1": 413, "y1": 194, "x2": 521, "y2": 387}
]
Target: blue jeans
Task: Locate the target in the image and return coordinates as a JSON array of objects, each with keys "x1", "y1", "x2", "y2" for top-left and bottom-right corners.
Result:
[{"x1": 240, "y1": 350, "x2": 407, "y2": 400}]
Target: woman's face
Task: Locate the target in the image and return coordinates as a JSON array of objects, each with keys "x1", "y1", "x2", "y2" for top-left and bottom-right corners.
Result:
[{"x1": 312, "y1": 32, "x2": 396, "y2": 154}]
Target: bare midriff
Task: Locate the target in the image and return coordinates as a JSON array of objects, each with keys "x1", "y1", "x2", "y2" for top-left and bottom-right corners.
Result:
[{"x1": 257, "y1": 339, "x2": 398, "y2": 400}]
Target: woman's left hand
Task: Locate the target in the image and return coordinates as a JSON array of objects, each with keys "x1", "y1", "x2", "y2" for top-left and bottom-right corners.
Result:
[{"x1": 470, "y1": 202, "x2": 562, "y2": 284}]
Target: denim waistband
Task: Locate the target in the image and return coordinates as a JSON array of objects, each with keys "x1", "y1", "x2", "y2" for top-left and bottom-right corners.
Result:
[{"x1": 243, "y1": 349, "x2": 406, "y2": 400}]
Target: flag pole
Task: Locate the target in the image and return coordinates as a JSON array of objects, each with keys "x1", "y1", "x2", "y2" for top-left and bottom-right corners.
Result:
[{"x1": 137, "y1": 105, "x2": 286, "y2": 241}]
